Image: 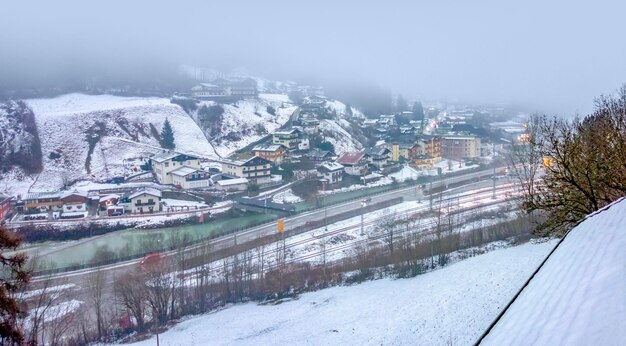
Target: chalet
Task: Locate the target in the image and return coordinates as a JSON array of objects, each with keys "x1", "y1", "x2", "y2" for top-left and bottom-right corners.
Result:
[
  {"x1": 362, "y1": 119, "x2": 379, "y2": 127},
  {"x1": 336, "y1": 151, "x2": 369, "y2": 176},
  {"x1": 170, "y1": 166, "x2": 211, "y2": 189},
  {"x1": 60, "y1": 191, "x2": 88, "y2": 218},
  {"x1": 221, "y1": 156, "x2": 273, "y2": 184},
  {"x1": 253, "y1": 144, "x2": 287, "y2": 164},
  {"x1": 216, "y1": 177, "x2": 249, "y2": 192},
  {"x1": 298, "y1": 117, "x2": 320, "y2": 134},
  {"x1": 272, "y1": 128, "x2": 303, "y2": 150},
  {"x1": 191, "y1": 83, "x2": 225, "y2": 98},
  {"x1": 0, "y1": 194, "x2": 12, "y2": 223},
  {"x1": 300, "y1": 96, "x2": 327, "y2": 112},
  {"x1": 379, "y1": 114, "x2": 396, "y2": 127},
  {"x1": 304, "y1": 148, "x2": 336, "y2": 162},
  {"x1": 215, "y1": 77, "x2": 258, "y2": 98},
  {"x1": 129, "y1": 188, "x2": 162, "y2": 214},
  {"x1": 363, "y1": 147, "x2": 391, "y2": 169},
  {"x1": 317, "y1": 161, "x2": 344, "y2": 184},
  {"x1": 151, "y1": 152, "x2": 202, "y2": 185},
  {"x1": 22, "y1": 192, "x2": 63, "y2": 213}
]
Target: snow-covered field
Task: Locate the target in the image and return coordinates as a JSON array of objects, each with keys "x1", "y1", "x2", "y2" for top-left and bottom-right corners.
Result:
[
  {"x1": 11, "y1": 93, "x2": 217, "y2": 195},
  {"x1": 127, "y1": 240, "x2": 556, "y2": 346},
  {"x1": 271, "y1": 188, "x2": 303, "y2": 204}
]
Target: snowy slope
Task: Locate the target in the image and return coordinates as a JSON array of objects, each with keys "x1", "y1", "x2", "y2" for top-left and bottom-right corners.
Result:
[
  {"x1": 482, "y1": 198, "x2": 626, "y2": 345},
  {"x1": 193, "y1": 94, "x2": 295, "y2": 157},
  {"x1": 24, "y1": 93, "x2": 215, "y2": 193},
  {"x1": 319, "y1": 119, "x2": 362, "y2": 154},
  {"x1": 126, "y1": 240, "x2": 556, "y2": 346}
]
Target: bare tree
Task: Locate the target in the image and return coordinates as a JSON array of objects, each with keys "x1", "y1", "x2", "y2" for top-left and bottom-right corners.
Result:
[
  {"x1": 87, "y1": 268, "x2": 106, "y2": 340},
  {"x1": 115, "y1": 271, "x2": 147, "y2": 332}
]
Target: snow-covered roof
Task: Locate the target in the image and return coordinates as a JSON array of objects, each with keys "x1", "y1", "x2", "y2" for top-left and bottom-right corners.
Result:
[
  {"x1": 151, "y1": 151, "x2": 181, "y2": 163},
  {"x1": 23, "y1": 192, "x2": 61, "y2": 200},
  {"x1": 318, "y1": 161, "x2": 344, "y2": 172},
  {"x1": 482, "y1": 198, "x2": 626, "y2": 345},
  {"x1": 60, "y1": 190, "x2": 88, "y2": 199},
  {"x1": 253, "y1": 144, "x2": 286, "y2": 152},
  {"x1": 170, "y1": 166, "x2": 200, "y2": 177},
  {"x1": 99, "y1": 194, "x2": 120, "y2": 202},
  {"x1": 128, "y1": 188, "x2": 162, "y2": 199},
  {"x1": 217, "y1": 178, "x2": 249, "y2": 186}
]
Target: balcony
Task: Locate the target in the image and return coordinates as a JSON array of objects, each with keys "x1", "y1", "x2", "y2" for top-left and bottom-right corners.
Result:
[{"x1": 134, "y1": 201, "x2": 156, "y2": 206}]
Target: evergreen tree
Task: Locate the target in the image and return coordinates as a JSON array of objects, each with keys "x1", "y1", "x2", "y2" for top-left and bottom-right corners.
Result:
[
  {"x1": 345, "y1": 104, "x2": 354, "y2": 118},
  {"x1": 160, "y1": 118, "x2": 175, "y2": 149},
  {"x1": 412, "y1": 101, "x2": 425, "y2": 120},
  {"x1": 396, "y1": 94, "x2": 408, "y2": 112},
  {"x1": 0, "y1": 226, "x2": 30, "y2": 344}
]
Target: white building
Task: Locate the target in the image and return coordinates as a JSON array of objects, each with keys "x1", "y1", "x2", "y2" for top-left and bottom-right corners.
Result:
[
  {"x1": 129, "y1": 188, "x2": 162, "y2": 214},
  {"x1": 151, "y1": 152, "x2": 202, "y2": 185},
  {"x1": 317, "y1": 161, "x2": 344, "y2": 184},
  {"x1": 216, "y1": 178, "x2": 249, "y2": 192},
  {"x1": 221, "y1": 156, "x2": 273, "y2": 185},
  {"x1": 170, "y1": 166, "x2": 211, "y2": 189}
]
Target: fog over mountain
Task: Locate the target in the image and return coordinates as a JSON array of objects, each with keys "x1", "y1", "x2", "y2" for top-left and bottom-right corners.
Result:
[{"x1": 1, "y1": 0, "x2": 625, "y2": 115}]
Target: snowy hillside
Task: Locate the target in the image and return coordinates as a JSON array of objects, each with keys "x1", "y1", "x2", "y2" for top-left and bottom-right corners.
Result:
[
  {"x1": 127, "y1": 240, "x2": 556, "y2": 346},
  {"x1": 22, "y1": 93, "x2": 216, "y2": 193},
  {"x1": 191, "y1": 94, "x2": 296, "y2": 157},
  {"x1": 482, "y1": 198, "x2": 626, "y2": 345}
]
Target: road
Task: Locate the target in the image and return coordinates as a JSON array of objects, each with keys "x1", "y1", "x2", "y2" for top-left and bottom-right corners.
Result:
[{"x1": 28, "y1": 168, "x2": 515, "y2": 302}]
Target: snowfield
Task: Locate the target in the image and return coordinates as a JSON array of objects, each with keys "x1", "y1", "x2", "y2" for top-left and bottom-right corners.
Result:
[
  {"x1": 126, "y1": 240, "x2": 556, "y2": 346},
  {"x1": 21, "y1": 93, "x2": 216, "y2": 194},
  {"x1": 482, "y1": 198, "x2": 626, "y2": 345}
]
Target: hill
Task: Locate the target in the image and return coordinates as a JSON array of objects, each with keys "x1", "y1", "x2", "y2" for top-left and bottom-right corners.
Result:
[{"x1": 126, "y1": 240, "x2": 556, "y2": 346}]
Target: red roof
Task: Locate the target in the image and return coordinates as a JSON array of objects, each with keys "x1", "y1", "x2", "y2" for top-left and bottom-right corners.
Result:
[{"x1": 336, "y1": 151, "x2": 366, "y2": 165}]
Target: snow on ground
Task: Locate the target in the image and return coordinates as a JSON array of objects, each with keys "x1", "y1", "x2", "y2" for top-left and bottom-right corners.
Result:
[
  {"x1": 318, "y1": 119, "x2": 362, "y2": 155},
  {"x1": 271, "y1": 189, "x2": 303, "y2": 204},
  {"x1": 28, "y1": 299, "x2": 83, "y2": 324},
  {"x1": 325, "y1": 99, "x2": 365, "y2": 119},
  {"x1": 20, "y1": 284, "x2": 76, "y2": 300},
  {"x1": 19, "y1": 93, "x2": 215, "y2": 195},
  {"x1": 204, "y1": 95, "x2": 295, "y2": 157},
  {"x1": 127, "y1": 240, "x2": 556, "y2": 346},
  {"x1": 483, "y1": 198, "x2": 626, "y2": 345},
  {"x1": 161, "y1": 198, "x2": 208, "y2": 210}
]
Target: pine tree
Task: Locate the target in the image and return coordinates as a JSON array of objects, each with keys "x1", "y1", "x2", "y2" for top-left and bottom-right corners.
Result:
[
  {"x1": 160, "y1": 118, "x2": 175, "y2": 150},
  {"x1": 412, "y1": 101, "x2": 425, "y2": 120},
  {"x1": 0, "y1": 227, "x2": 30, "y2": 344}
]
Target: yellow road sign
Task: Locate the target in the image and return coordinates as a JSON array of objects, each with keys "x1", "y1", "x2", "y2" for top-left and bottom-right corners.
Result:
[{"x1": 277, "y1": 219, "x2": 284, "y2": 233}]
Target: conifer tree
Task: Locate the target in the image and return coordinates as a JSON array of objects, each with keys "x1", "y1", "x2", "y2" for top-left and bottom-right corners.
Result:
[{"x1": 160, "y1": 118, "x2": 175, "y2": 149}]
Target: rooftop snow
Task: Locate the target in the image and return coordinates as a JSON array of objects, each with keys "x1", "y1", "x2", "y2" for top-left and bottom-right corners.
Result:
[
  {"x1": 482, "y1": 198, "x2": 626, "y2": 345},
  {"x1": 169, "y1": 166, "x2": 200, "y2": 176}
]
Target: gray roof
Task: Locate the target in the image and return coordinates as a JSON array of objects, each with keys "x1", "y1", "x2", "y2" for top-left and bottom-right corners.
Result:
[{"x1": 128, "y1": 188, "x2": 162, "y2": 199}]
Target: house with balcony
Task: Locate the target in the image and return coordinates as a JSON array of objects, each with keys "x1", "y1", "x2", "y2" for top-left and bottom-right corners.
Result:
[
  {"x1": 442, "y1": 136, "x2": 481, "y2": 160},
  {"x1": 221, "y1": 156, "x2": 273, "y2": 185},
  {"x1": 336, "y1": 151, "x2": 369, "y2": 176},
  {"x1": 191, "y1": 83, "x2": 226, "y2": 98},
  {"x1": 60, "y1": 191, "x2": 88, "y2": 218},
  {"x1": 317, "y1": 161, "x2": 344, "y2": 185},
  {"x1": 272, "y1": 128, "x2": 303, "y2": 150},
  {"x1": 129, "y1": 188, "x2": 162, "y2": 214},
  {"x1": 363, "y1": 147, "x2": 391, "y2": 169},
  {"x1": 170, "y1": 167, "x2": 211, "y2": 189},
  {"x1": 304, "y1": 148, "x2": 336, "y2": 162},
  {"x1": 21, "y1": 192, "x2": 63, "y2": 214},
  {"x1": 151, "y1": 152, "x2": 202, "y2": 185},
  {"x1": 253, "y1": 144, "x2": 287, "y2": 164}
]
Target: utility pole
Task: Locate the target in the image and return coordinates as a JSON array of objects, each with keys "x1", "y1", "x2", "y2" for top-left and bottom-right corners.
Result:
[
  {"x1": 492, "y1": 143, "x2": 497, "y2": 199},
  {"x1": 360, "y1": 200, "x2": 367, "y2": 236}
]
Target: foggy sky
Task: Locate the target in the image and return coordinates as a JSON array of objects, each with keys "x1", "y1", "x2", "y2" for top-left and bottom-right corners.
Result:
[{"x1": 1, "y1": 0, "x2": 625, "y2": 115}]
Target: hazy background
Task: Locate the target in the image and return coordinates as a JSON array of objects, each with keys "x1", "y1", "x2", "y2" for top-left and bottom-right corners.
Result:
[{"x1": 1, "y1": 0, "x2": 625, "y2": 115}]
